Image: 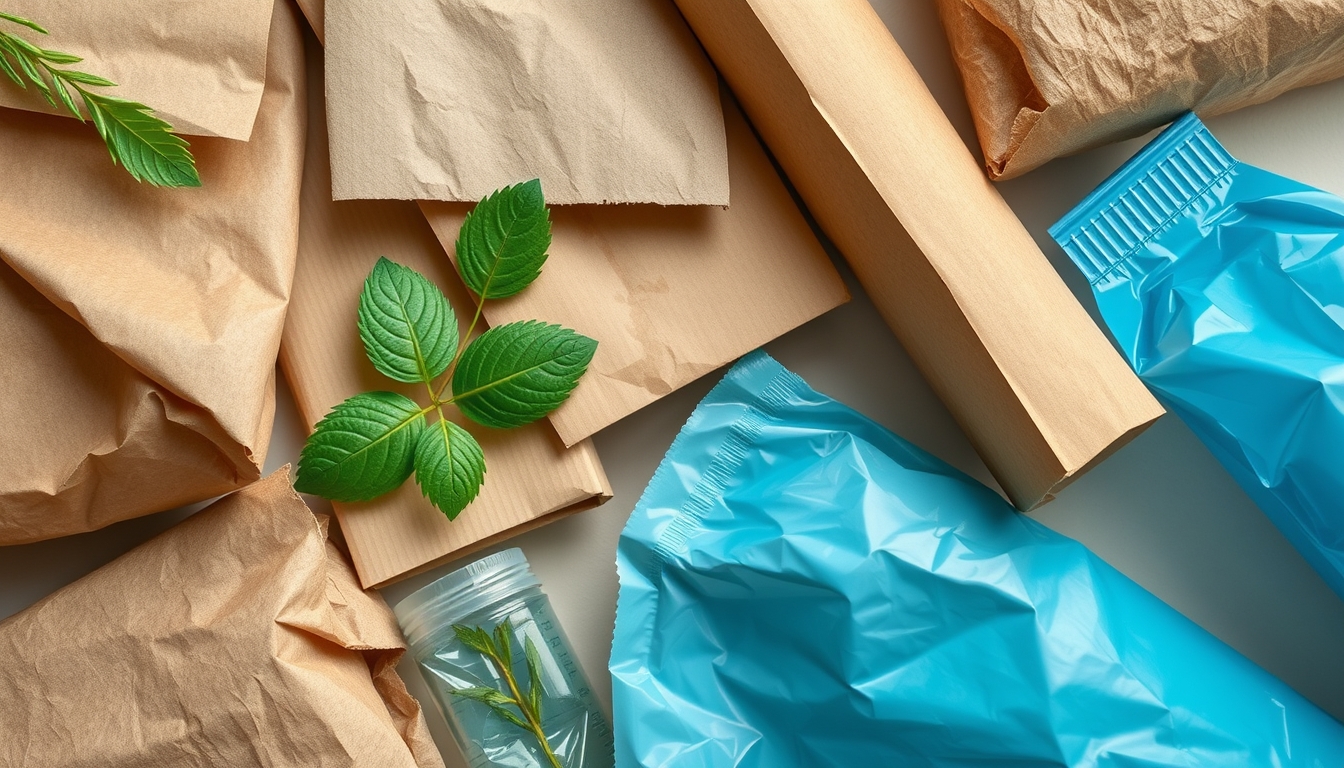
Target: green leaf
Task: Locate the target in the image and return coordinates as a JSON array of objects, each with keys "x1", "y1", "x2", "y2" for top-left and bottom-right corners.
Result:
[
  {"x1": 450, "y1": 686, "x2": 514, "y2": 709},
  {"x1": 0, "y1": 48, "x2": 22, "y2": 86},
  {"x1": 525, "y1": 635, "x2": 545, "y2": 721},
  {"x1": 413, "y1": 417, "x2": 484, "y2": 519},
  {"x1": 35, "y1": 48, "x2": 80, "y2": 64},
  {"x1": 453, "y1": 625, "x2": 495, "y2": 656},
  {"x1": 358, "y1": 258, "x2": 458, "y2": 385},
  {"x1": 51, "y1": 76, "x2": 79, "y2": 121},
  {"x1": 493, "y1": 620, "x2": 514, "y2": 670},
  {"x1": 79, "y1": 90, "x2": 200, "y2": 187},
  {"x1": 485, "y1": 702, "x2": 530, "y2": 731},
  {"x1": 295, "y1": 391, "x2": 426, "y2": 502},
  {"x1": 0, "y1": 12, "x2": 47, "y2": 34},
  {"x1": 455, "y1": 179, "x2": 551, "y2": 299},
  {"x1": 57, "y1": 69, "x2": 114, "y2": 87},
  {"x1": 452, "y1": 320, "x2": 597, "y2": 429}
]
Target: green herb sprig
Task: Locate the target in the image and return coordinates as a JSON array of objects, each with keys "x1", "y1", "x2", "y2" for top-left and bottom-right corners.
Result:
[
  {"x1": 0, "y1": 11, "x2": 199, "y2": 187},
  {"x1": 451, "y1": 620, "x2": 564, "y2": 768},
  {"x1": 295, "y1": 179, "x2": 596, "y2": 520}
]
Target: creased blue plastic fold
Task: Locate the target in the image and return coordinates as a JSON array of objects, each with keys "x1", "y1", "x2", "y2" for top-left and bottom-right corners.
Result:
[
  {"x1": 610, "y1": 351, "x2": 1344, "y2": 767},
  {"x1": 1051, "y1": 113, "x2": 1344, "y2": 600}
]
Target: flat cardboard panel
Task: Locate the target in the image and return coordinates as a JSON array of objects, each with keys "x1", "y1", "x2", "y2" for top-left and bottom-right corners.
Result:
[{"x1": 671, "y1": 0, "x2": 1164, "y2": 509}]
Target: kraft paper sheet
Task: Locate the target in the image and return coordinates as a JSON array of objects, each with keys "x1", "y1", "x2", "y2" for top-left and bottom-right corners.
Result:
[
  {"x1": 0, "y1": 468, "x2": 445, "y2": 768},
  {"x1": 0, "y1": 0, "x2": 275, "y2": 140},
  {"x1": 419, "y1": 86, "x2": 849, "y2": 446},
  {"x1": 0, "y1": 0, "x2": 306, "y2": 545},
  {"x1": 323, "y1": 0, "x2": 728, "y2": 205},
  {"x1": 937, "y1": 0, "x2": 1344, "y2": 179},
  {"x1": 282, "y1": 27, "x2": 611, "y2": 590},
  {"x1": 671, "y1": 0, "x2": 1165, "y2": 510}
]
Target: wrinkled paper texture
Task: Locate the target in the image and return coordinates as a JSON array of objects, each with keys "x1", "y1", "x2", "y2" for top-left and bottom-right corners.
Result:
[
  {"x1": 281, "y1": 27, "x2": 611, "y2": 589},
  {"x1": 0, "y1": 0, "x2": 306, "y2": 544},
  {"x1": 419, "y1": 86, "x2": 849, "y2": 446},
  {"x1": 0, "y1": 468, "x2": 445, "y2": 768},
  {"x1": 323, "y1": 0, "x2": 728, "y2": 204},
  {"x1": 0, "y1": 0, "x2": 275, "y2": 140},
  {"x1": 937, "y1": 0, "x2": 1344, "y2": 179}
]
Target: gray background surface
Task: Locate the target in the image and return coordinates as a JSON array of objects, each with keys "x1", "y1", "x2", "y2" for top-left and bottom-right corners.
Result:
[{"x1": 3, "y1": 1, "x2": 1343, "y2": 764}]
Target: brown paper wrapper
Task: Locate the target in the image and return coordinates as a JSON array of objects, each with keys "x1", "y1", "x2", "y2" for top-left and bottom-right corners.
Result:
[
  {"x1": 0, "y1": 0, "x2": 276, "y2": 140},
  {"x1": 322, "y1": 0, "x2": 728, "y2": 205},
  {"x1": 671, "y1": 0, "x2": 1165, "y2": 510},
  {"x1": 937, "y1": 0, "x2": 1344, "y2": 180},
  {"x1": 0, "y1": 0, "x2": 307, "y2": 544},
  {"x1": 282, "y1": 26, "x2": 611, "y2": 589},
  {"x1": 0, "y1": 468, "x2": 445, "y2": 768}
]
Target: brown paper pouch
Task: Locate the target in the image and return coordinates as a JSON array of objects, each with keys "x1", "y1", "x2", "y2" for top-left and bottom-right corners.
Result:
[
  {"x1": 0, "y1": 0, "x2": 276, "y2": 140},
  {"x1": 670, "y1": 0, "x2": 1164, "y2": 510},
  {"x1": 282, "y1": 26, "x2": 611, "y2": 590},
  {"x1": 0, "y1": 0, "x2": 306, "y2": 544},
  {"x1": 937, "y1": 0, "x2": 1344, "y2": 179},
  {"x1": 0, "y1": 468, "x2": 444, "y2": 768}
]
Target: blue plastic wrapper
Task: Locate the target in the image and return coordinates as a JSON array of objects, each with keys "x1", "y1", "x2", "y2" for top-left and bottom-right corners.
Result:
[
  {"x1": 610, "y1": 351, "x2": 1344, "y2": 766},
  {"x1": 1051, "y1": 113, "x2": 1344, "y2": 600}
]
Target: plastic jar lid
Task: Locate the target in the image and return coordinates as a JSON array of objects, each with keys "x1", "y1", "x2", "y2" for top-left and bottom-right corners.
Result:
[{"x1": 393, "y1": 548, "x2": 542, "y2": 650}]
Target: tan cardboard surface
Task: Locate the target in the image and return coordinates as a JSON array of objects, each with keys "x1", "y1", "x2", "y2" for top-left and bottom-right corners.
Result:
[
  {"x1": 0, "y1": 468, "x2": 445, "y2": 768},
  {"x1": 937, "y1": 0, "x2": 1344, "y2": 180},
  {"x1": 323, "y1": 0, "x2": 728, "y2": 205},
  {"x1": 0, "y1": 0, "x2": 275, "y2": 140},
  {"x1": 420, "y1": 87, "x2": 849, "y2": 446},
  {"x1": 672, "y1": 0, "x2": 1164, "y2": 510},
  {"x1": 282, "y1": 30, "x2": 611, "y2": 589},
  {"x1": 0, "y1": 0, "x2": 306, "y2": 544}
]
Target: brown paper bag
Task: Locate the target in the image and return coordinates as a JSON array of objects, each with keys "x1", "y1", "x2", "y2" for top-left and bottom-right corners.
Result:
[
  {"x1": 0, "y1": 468, "x2": 445, "y2": 768},
  {"x1": 670, "y1": 0, "x2": 1165, "y2": 510},
  {"x1": 322, "y1": 0, "x2": 728, "y2": 205},
  {"x1": 0, "y1": 0, "x2": 276, "y2": 140},
  {"x1": 937, "y1": 0, "x2": 1344, "y2": 179},
  {"x1": 419, "y1": 86, "x2": 849, "y2": 446},
  {"x1": 0, "y1": 0, "x2": 306, "y2": 544},
  {"x1": 282, "y1": 27, "x2": 611, "y2": 590}
]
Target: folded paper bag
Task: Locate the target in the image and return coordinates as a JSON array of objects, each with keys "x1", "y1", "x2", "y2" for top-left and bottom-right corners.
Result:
[
  {"x1": 0, "y1": 0, "x2": 306, "y2": 545},
  {"x1": 281, "y1": 26, "x2": 611, "y2": 590},
  {"x1": 0, "y1": 467, "x2": 445, "y2": 768},
  {"x1": 937, "y1": 0, "x2": 1344, "y2": 180},
  {"x1": 0, "y1": 0, "x2": 276, "y2": 140},
  {"x1": 669, "y1": 0, "x2": 1164, "y2": 510}
]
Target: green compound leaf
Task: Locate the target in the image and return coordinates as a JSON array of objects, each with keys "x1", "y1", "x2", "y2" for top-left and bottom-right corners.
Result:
[
  {"x1": 358, "y1": 258, "x2": 459, "y2": 385},
  {"x1": 413, "y1": 417, "x2": 485, "y2": 520},
  {"x1": 455, "y1": 179, "x2": 551, "y2": 299},
  {"x1": 80, "y1": 90, "x2": 200, "y2": 187},
  {"x1": 296, "y1": 391, "x2": 426, "y2": 502},
  {"x1": 451, "y1": 321, "x2": 597, "y2": 429}
]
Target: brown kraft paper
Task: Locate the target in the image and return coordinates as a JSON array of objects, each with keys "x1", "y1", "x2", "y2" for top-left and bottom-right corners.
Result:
[
  {"x1": 322, "y1": 0, "x2": 728, "y2": 205},
  {"x1": 282, "y1": 24, "x2": 611, "y2": 590},
  {"x1": 670, "y1": 0, "x2": 1165, "y2": 510},
  {"x1": 0, "y1": 0, "x2": 306, "y2": 545},
  {"x1": 0, "y1": 0, "x2": 276, "y2": 140},
  {"x1": 0, "y1": 468, "x2": 446, "y2": 768},
  {"x1": 936, "y1": 0, "x2": 1344, "y2": 180}
]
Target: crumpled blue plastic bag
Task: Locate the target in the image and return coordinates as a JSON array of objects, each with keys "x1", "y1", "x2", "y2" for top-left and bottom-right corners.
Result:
[
  {"x1": 1051, "y1": 113, "x2": 1344, "y2": 600},
  {"x1": 610, "y1": 351, "x2": 1344, "y2": 767}
]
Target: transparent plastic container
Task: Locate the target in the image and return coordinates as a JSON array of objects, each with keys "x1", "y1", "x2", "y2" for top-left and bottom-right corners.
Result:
[{"x1": 394, "y1": 548, "x2": 614, "y2": 768}]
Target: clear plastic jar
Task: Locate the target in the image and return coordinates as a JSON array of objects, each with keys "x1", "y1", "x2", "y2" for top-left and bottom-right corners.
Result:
[{"x1": 394, "y1": 548, "x2": 614, "y2": 768}]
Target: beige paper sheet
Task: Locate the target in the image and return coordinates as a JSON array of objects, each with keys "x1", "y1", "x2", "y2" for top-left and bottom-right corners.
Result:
[
  {"x1": 0, "y1": 468, "x2": 445, "y2": 768},
  {"x1": 282, "y1": 28, "x2": 611, "y2": 590},
  {"x1": 323, "y1": 0, "x2": 728, "y2": 205},
  {"x1": 0, "y1": 0, "x2": 306, "y2": 545},
  {"x1": 420, "y1": 86, "x2": 849, "y2": 446},
  {"x1": 672, "y1": 0, "x2": 1165, "y2": 510},
  {"x1": 937, "y1": 0, "x2": 1344, "y2": 180},
  {"x1": 0, "y1": 0, "x2": 275, "y2": 140}
]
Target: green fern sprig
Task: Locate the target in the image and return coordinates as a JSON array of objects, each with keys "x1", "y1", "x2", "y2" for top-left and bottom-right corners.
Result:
[{"x1": 0, "y1": 11, "x2": 200, "y2": 187}]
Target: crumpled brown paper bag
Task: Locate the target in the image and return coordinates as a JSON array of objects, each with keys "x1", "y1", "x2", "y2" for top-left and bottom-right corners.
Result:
[
  {"x1": 937, "y1": 0, "x2": 1344, "y2": 179},
  {"x1": 0, "y1": 467, "x2": 446, "y2": 768},
  {"x1": 0, "y1": 0, "x2": 306, "y2": 545},
  {"x1": 0, "y1": 0, "x2": 276, "y2": 140}
]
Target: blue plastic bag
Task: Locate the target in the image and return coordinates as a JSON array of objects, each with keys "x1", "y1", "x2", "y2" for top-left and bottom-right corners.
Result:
[
  {"x1": 610, "y1": 351, "x2": 1344, "y2": 767},
  {"x1": 1051, "y1": 113, "x2": 1344, "y2": 600}
]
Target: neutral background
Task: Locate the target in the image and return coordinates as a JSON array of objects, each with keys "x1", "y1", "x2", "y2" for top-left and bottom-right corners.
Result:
[{"x1": 3, "y1": 1, "x2": 1343, "y2": 764}]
